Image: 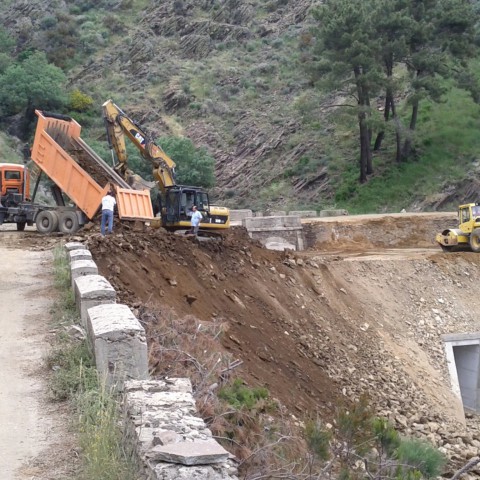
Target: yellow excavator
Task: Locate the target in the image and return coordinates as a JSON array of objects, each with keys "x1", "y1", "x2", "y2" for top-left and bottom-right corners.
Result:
[
  {"x1": 102, "y1": 99, "x2": 230, "y2": 233},
  {"x1": 436, "y1": 203, "x2": 480, "y2": 252}
]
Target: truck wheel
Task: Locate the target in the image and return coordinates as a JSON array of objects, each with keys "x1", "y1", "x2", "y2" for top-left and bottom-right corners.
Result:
[
  {"x1": 470, "y1": 228, "x2": 480, "y2": 252},
  {"x1": 16, "y1": 222, "x2": 26, "y2": 231},
  {"x1": 58, "y1": 211, "x2": 80, "y2": 234},
  {"x1": 36, "y1": 210, "x2": 59, "y2": 234}
]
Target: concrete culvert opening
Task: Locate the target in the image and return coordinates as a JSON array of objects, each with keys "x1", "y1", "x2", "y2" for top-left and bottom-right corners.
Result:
[{"x1": 443, "y1": 333, "x2": 480, "y2": 413}]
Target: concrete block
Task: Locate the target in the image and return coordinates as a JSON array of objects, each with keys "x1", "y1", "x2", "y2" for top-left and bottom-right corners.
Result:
[
  {"x1": 243, "y1": 215, "x2": 302, "y2": 231},
  {"x1": 229, "y1": 209, "x2": 253, "y2": 222},
  {"x1": 70, "y1": 259, "x2": 98, "y2": 289},
  {"x1": 289, "y1": 210, "x2": 317, "y2": 218},
  {"x1": 68, "y1": 248, "x2": 92, "y2": 263},
  {"x1": 153, "y1": 464, "x2": 235, "y2": 480},
  {"x1": 74, "y1": 274, "x2": 116, "y2": 326},
  {"x1": 319, "y1": 209, "x2": 349, "y2": 217},
  {"x1": 266, "y1": 210, "x2": 287, "y2": 217},
  {"x1": 64, "y1": 241, "x2": 86, "y2": 252},
  {"x1": 254, "y1": 211, "x2": 263, "y2": 217},
  {"x1": 123, "y1": 379, "x2": 238, "y2": 479},
  {"x1": 148, "y1": 439, "x2": 229, "y2": 465},
  {"x1": 87, "y1": 303, "x2": 148, "y2": 387}
]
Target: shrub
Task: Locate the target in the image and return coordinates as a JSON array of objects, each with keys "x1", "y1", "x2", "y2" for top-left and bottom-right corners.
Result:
[
  {"x1": 218, "y1": 379, "x2": 269, "y2": 409},
  {"x1": 39, "y1": 16, "x2": 57, "y2": 30},
  {"x1": 304, "y1": 396, "x2": 447, "y2": 479},
  {"x1": 396, "y1": 439, "x2": 447, "y2": 479},
  {"x1": 305, "y1": 419, "x2": 331, "y2": 461},
  {"x1": 69, "y1": 89, "x2": 94, "y2": 112}
]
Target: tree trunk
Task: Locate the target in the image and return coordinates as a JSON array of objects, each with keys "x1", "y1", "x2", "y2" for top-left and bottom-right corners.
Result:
[
  {"x1": 391, "y1": 97, "x2": 402, "y2": 163},
  {"x1": 354, "y1": 67, "x2": 372, "y2": 182},
  {"x1": 373, "y1": 96, "x2": 390, "y2": 151},
  {"x1": 359, "y1": 113, "x2": 369, "y2": 183},
  {"x1": 402, "y1": 69, "x2": 421, "y2": 160},
  {"x1": 374, "y1": 59, "x2": 393, "y2": 152},
  {"x1": 402, "y1": 98, "x2": 419, "y2": 160}
]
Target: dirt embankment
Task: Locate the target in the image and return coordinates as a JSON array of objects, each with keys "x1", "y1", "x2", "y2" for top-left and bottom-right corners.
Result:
[{"x1": 75, "y1": 214, "x2": 480, "y2": 467}]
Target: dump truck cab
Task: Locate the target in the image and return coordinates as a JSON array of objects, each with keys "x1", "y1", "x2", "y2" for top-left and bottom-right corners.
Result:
[
  {"x1": 0, "y1": 163, "x2": 30, "y2": 206},
  {"x1": 436, "y1": 203, "x2": 480, "y2": 252}
]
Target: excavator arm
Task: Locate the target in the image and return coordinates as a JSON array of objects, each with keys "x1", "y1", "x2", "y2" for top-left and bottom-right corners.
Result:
[{"x1": 102, "y1": 99, "x2": 176, "y2": 193}]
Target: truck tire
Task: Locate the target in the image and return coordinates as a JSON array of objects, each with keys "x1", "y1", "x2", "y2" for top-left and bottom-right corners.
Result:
[
  {"x1": 16, "y1": 222, "x2": 26, "y2": 231},
  {"x1": 58, "y1": 211, "x2": 80, "y2": 234},
  {"x1": 36, "y1": 210, "x2": 59, "y2": 234},
  {"x1": 470, "y1": 228, "x2": 480, "y2": 252}
]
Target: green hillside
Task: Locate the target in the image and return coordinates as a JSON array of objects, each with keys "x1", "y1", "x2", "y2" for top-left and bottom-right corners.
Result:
[{"x1": 0, "y1": 0, "x2": 479, "y2": 213}]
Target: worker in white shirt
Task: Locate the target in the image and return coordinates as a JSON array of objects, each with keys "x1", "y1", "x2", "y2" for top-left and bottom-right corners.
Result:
[
  {"x1": 100, "y1": 190, "x2": 116, "y2": 235},
  {"x1": 190, "y1": 205, "x2": 203, "y2": 236}
]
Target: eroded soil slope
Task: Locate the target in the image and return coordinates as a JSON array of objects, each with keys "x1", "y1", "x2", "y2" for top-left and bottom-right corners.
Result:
[{"x1": 79, "y1": 215, "x2": 480, "y2": 465}]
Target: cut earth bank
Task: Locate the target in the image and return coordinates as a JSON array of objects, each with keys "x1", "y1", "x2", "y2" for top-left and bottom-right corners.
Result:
[{"x1": 75, "y1": 211, "x2": 480, "y2": 472}]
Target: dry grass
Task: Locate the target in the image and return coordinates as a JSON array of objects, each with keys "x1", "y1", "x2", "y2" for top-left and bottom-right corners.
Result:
[{"x1": 139, "y1": 303, "x2": 313, "y2": 477}]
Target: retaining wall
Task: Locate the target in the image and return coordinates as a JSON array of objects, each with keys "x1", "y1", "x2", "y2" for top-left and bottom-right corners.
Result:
[
  {"x1": 243, "y1": 215, "x2": 305, "y2": 251},
  {"x1": 64, "y1": 241, "x2": 238, "y2": 480}
]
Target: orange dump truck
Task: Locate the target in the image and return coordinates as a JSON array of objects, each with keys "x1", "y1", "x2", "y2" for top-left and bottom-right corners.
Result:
[{"x1": 0, "y1": 110, "x2": 153, "y2": 233}]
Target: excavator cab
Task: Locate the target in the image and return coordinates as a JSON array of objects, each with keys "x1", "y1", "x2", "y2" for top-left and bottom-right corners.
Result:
[{"x1": 163, "y1": 186, "x2": 210, "y2": 227}]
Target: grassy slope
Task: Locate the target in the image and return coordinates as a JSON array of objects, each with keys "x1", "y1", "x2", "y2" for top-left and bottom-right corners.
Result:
[{"x1": 329, "y1": 85, "x2": 480, "y2": 214}]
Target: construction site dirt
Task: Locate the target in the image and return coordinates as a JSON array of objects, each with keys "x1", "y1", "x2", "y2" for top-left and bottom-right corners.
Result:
[{"x1": 10, "y1": 211, "x2": 480, "y2": 470}]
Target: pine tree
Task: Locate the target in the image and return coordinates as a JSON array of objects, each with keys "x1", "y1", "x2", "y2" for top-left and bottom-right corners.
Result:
[{"x1": 312, "y1": 0, "x2": 384, "y2": 183}]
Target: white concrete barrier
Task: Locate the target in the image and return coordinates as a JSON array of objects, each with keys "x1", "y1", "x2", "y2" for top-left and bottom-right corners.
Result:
[
  {"x1": 243, "y1": 215, "x2": 302, "y2": 231},
  {"x1": 266, "y1": 210, "x2": 287, "y2": 217},
  {"x1": 319, "y1": 209, "x2": 349, "y2": 217},
  {"x1": 64, "y1": 242, "x2": 86, "y2": 252},
  {"x1": 87, "y1": 304, "x2": 148, "y2": 387},
  {"x1": 68, "y1": 249, "x2": 92, "y2": 263},
  {"x1": 229, "y1": 209, "x2": 253, "y2": 222},
  {"x1": 124, "y1": 379, "x2": 238, "y2": 478},
  {"x1": 74, "y1": 274, "x2": 116, "y2": 326},
  {"x1": 289, "y1": 210, "x2": 317, "y2": 218},
  {"x1": 70, "y1": 259, "x2": 98, "y2": 289}
]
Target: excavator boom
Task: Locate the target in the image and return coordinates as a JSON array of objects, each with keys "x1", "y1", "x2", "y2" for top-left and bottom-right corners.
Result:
[{"x1": 102, "y1": 100, "x2": 176, "y2": 191}]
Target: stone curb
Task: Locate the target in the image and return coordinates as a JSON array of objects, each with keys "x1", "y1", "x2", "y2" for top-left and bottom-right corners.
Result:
[{"x1": 63, "y1": 242, "x2": 239, "y2": 480}]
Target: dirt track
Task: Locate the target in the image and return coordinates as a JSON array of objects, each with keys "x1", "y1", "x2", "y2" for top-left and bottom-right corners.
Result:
[{"x1": 0, "y1": 227, "x2": 76, "y2": 480}]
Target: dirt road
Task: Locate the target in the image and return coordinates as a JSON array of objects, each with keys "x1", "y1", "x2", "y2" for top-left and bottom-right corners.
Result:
[{"x1": 0, "y1": 228, "x2": 75, "y2": 479}]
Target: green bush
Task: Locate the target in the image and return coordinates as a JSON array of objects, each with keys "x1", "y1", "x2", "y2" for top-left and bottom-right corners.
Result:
[
  {"x1": 69, "y1": 89, "x2": 94, "y2": 112},
  {"x1": 396, "y1": 439, "x2": 447, "y2": 479},
  {"x1": 305, "y1": 419, "x2": 331, "y2": 461},
  {"x1": 304, "y1": 396, "x2": 446, "y2": 479},
  {"x1": 0, "y1": 51, "x2": 67, "y2": 117},
  {"x1": 0, "y1": 27, "x2": 15, "y2": 54},
  {"x1": 218, "y1": 378, "x2": 269, "y2": 409},
  {"x1": 40, "y1": 16, "x2": 57, "y2": 30}
]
